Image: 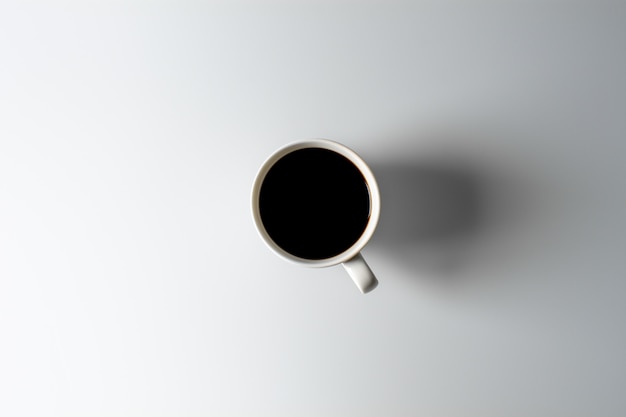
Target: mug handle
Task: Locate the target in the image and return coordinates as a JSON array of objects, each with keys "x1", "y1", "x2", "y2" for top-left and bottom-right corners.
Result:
[{"x1": 342, "y1": 253, "x2": 378, "y2": 294}]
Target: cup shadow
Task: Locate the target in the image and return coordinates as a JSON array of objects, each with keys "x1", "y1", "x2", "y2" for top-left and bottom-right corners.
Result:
[
  {"x1": 367, "y1": 147, "x2": 531, "y2": 289},
  {"x1": 372, "y1": 163, "x2": 482, "y2": 245}
]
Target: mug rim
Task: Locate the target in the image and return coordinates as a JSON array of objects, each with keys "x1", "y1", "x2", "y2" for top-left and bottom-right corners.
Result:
[{"x1": 251, "y1": 139, "x2": 381, "y2": 268}]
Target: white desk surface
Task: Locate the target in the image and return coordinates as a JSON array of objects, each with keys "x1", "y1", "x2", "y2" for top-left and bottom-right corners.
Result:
[{"x1": 1, "y1": 1, "x2": 625, "y2": 415}]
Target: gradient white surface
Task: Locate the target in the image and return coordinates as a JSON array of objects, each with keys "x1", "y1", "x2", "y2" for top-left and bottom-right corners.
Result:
[{"x1": 1, "y1": 1, "x2": 625, "y2": 416}]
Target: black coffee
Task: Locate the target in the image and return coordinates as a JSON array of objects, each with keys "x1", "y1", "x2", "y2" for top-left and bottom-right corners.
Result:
[{"x1": 259, "y1": 148, "x2": 371, "y2": 260}]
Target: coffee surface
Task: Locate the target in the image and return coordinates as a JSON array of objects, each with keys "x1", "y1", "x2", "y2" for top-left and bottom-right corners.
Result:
[{"x1": 259, "y1": 148, "x2": 370, "y2": 260}]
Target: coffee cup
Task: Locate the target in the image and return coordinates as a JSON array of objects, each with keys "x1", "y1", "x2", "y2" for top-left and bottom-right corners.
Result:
[{"x1": 251, "y1": 139, "x2": 380, "y2": 294}]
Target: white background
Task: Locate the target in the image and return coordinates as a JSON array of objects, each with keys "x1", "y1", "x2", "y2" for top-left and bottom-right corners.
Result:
[{"x1": 1, "y1": 1, "x2": 625, "y2": 416}]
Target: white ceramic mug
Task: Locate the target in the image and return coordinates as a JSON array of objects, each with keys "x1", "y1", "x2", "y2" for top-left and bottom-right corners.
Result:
[{"x1": 251, "y1": 139, "x2": 380, "y2": 294}]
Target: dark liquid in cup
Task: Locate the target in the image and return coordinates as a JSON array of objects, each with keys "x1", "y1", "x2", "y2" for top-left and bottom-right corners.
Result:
[{"x1": 259, "y1": 148, "x2": 371, "y2": 260}]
